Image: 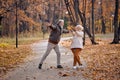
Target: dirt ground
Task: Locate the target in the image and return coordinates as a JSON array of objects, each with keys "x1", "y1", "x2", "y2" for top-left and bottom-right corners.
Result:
[
  {"x1": 61, "y1": 37, "x2": 120, "y2": 80},
  {"x1": 1, "y1": 36, "x2": 120, "y2": 80}
]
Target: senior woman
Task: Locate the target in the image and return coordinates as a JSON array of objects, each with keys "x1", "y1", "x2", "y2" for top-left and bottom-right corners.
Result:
[{"x1": 69, "y1": 25, "x2": 84, "y2": 69}]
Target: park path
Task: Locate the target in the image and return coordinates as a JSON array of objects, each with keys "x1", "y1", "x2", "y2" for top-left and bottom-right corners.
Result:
[{"x1": 3, "y1": 37, "x2": 88, "y2": 80}]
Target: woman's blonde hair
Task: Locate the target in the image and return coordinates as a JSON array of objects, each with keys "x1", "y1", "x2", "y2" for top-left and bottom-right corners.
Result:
[{"x1": 76, "y1": 25, "x2": 83, "y2": 31}]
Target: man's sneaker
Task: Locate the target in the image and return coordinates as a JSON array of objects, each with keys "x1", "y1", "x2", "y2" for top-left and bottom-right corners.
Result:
[
  {"x1": 57, "y1": 65, "x2": 63, "y2": 68},
  {"x1": 38, "y1": 64, "x2": 42, "y2": 69},
  {"x1": 73, "y1": 66, "x2": 77, "y2": 69}
]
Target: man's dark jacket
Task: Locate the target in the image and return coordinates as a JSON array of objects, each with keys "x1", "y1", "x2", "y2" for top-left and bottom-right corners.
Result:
[{"x1": 48, "y1": 24, "x2": 69, "y2": 44}]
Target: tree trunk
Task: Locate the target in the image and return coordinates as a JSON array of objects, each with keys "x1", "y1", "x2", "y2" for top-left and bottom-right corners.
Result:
[
  {"x1": 16, "y1": 1, "x2": 18, "y2": 48},
  {"x1": 118, "y1": 21, "x2": 120, "y2": 40},
  {"x1": 91, "y1": 0, "x2": 95, "y2": 42},
  {"x1": 64, "y1": 0, "x2": 98, "y2": 44},
  {"x1": 88, "y1": 17, "x2": 91, "y2": 32},
  {"x1": 111, "y1": 0, "x2": 119, "y2": 44},
  {"x1": 73, "y1": 0, "x2": 79, "y2": 25},
  {"x1": 0, "y1": 16, "x2": 3, "y2": 37},
  {"x1": 100, "y1": 0, "x2": 106, "y2": 34},
  {"x1": 101, "y1": 18, "x2": 106, "y2": 34},
  {"x1": 75, "y1": 0, "x2": 98, "y2": 44},
  {"x1": 47, "y1": 2, "x2": 52, "y2": 22},
  {"x1": 52, "y1": 2, "x2": 56, "y2": 24},
  {"x1": 64, "y1": 0, "x2": 76, "y2": 25},
  {"x1": 82, "y1": 0, "x2": 86, "y2": 45}
]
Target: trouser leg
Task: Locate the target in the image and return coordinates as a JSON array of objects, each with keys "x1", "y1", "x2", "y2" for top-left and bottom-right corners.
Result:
[
  {"x1": 40, "y1": 43, "x2": 54, "y2": 64},
  {"x1": 75, "y1": 48, "x2": 82, "y2": 65},
  {"x1": 73, "y1": 56, "x2": 77, "y2": 66},
  {"x1": 54, "y1": 44, "x2": 61, "y2": 65}
]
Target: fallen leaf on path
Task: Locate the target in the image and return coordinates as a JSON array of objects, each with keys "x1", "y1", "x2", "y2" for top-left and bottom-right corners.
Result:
[
  {"x1": 58, "y1": 71, "x2": 70, "y2": 77},
  {"x1": 61, "y1": 39, "x2": 120, "y2": 80}
]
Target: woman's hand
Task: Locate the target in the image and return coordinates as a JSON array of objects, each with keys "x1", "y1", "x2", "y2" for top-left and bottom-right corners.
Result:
[
  {"x1": 67, "y1": 26, "x2": 76, "y2": 32},
  {"x1": 71, "y1": 27, "x2": 76, "y2": 31}
]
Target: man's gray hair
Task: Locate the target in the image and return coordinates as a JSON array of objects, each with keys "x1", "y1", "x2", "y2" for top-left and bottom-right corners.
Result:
[{"x1": 57, "y1": 19, "x2": 64, "y2": 24}]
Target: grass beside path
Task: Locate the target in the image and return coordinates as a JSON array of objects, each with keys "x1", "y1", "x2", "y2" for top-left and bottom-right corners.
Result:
[
  {"x1": 0, "y1": 37, "x2": 42, "y2": 45},
  {"x1": 0, "y1": 37, "x2": 42, "y2": 77},
  {"x1": 0, "y1": 45, "x2": 32, "y2": 77}
]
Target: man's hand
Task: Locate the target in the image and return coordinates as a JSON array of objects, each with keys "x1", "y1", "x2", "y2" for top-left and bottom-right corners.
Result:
[
  {"x1": 45, "y1": 22, "x2": 51, "y2": 27},
  {"x1": 67, "y1": 26, "x2": 76, "y2": 32}
]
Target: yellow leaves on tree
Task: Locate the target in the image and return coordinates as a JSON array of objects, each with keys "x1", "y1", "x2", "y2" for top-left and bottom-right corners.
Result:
[{"x1": 18, "y1": 10, "x2": 40, "y2": 27}]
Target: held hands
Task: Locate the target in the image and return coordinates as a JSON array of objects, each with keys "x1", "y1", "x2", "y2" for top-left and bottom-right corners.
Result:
[
  {"x1": 67, "y1": 26, "x2": 76, "y2": 32},
  {"x1": 67, "y1": 26, "x2": 76, "y2": 36}
]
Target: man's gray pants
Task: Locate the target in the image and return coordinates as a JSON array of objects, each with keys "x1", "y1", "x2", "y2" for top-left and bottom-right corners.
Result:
[{"x1": 40, "y1": 42, "x2": 61, "y2": 65}]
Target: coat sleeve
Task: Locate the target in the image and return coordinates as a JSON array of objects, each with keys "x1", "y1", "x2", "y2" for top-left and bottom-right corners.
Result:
[
  {"x1": 62, "y1": 29, "x2": 69, "y2": 33},
  {"x1": 49, "y1": 24, "x2": 57, "y2": 30},
  {"x1": 75, "y1": 31, "x2": 83, "y2": 37}
]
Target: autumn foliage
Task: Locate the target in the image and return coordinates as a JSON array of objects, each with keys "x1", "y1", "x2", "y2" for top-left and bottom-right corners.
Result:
[
  {"x1": 0, "y1": 44, "x2": 32, "y2": 77},
  {"x1": 0, "y1": 0, "x2": 119, "y2": 37},
  {"x1": 61, "y1": 38, "x2": 120, "y2": 80}
]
